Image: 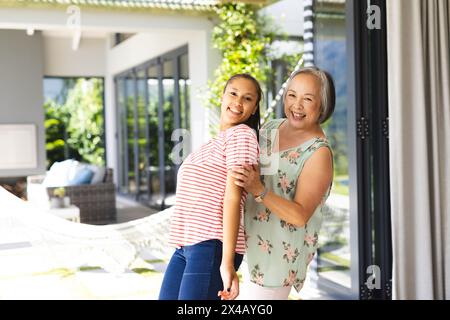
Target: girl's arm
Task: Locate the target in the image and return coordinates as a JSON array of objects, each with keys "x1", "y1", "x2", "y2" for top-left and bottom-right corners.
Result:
[
  {"x1": 232, "y1": 146, "x2": 333, "y2": 227},
  {"x1": 219, "y1": 170, "x2": 243, "y2": 300}
]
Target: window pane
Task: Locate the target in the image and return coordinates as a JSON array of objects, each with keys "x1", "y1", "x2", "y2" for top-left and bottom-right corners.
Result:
[
  {"x1": 163, "y1": 59, "x2": 176, "y2": 196},
  {"x1": 117, "y1": 78, "x2": 128, "y2": 194},
  {"x1": 43, "y1": 77, "x2": 104, "y2": 169},
  {"x1": 147, "y1": 65, "x2": 160, "y2": 199},
  {"x1": 136, "y1": 69, "x2": 148, "y2": 198},
  {"x1": 125, "y1": 74, "x2": 136, "y2": 194},
  {"x1": 179, "y1": 53, "x2": 190, "y2": 131},
  {"x1": 314, "y1": 0, "x2": 351, "y2": 290}
]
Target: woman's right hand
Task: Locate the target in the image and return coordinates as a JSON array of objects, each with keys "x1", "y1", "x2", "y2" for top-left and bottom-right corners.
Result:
[
  {"x1": 218, "y1": 263, "x2": 239, "y2": 300},
  {"x1": 231, "y1": 164, "x2": 265, "y2": 196}
]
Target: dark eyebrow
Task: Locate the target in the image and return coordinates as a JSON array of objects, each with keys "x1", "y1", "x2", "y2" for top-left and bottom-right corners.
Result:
[{"x1": 230, "y1": 87, "x2": 255, "y2": 97}]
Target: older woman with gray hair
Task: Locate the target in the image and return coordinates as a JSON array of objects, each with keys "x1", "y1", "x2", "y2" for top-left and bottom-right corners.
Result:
[{"x1": 231, "y1": 66, "x2": 335, "y2": 300}]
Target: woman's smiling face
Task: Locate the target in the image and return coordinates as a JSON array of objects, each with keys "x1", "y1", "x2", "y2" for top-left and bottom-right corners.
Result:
[
  {"x1": 284, "y1": 73, "x2": 322, "y2": 130},
  {"x1": 220, "y1": 77, "x2": 258, "y2": 130}
]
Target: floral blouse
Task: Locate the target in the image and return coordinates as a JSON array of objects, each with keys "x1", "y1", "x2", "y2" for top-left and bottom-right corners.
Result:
[{"x1": 244, "y1": 118, "x2": 332, "y2": 292}]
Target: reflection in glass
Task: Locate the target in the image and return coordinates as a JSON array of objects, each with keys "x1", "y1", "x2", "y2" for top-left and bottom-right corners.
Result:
[
  {"x1": 314, "y1": 0, "x2": 351, "y2": 289},
  {"x1": 126, "y1": 74, "x2": 136, "y2": 194},
  {"x1": 179, "y1": 53, "x2": 190, "y2": 131},
  {"x1": 117, "y1": 78, "x2": 128, "y2": 194},
  {"x1": 163, "y1": 59, "x2": 176, "y2": 196},
  {"x1": 136, "y1": 70, "x2": 148, "y2": 199},
  {"x1": 147, "y1": 66, "x2": 160, "y2": 199}
]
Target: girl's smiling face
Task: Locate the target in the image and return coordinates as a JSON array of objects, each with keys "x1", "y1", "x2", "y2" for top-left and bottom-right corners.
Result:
[
  {"x1": 284, "y1": 73, "x2": 322, "y2": 130},
  {"x1": 220, "y1": 77, "x2": 258, "y2": 130}
]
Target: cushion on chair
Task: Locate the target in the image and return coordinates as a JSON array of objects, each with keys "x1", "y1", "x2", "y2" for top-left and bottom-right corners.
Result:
[
  {"x1": 69, "y1": 167, "x2": 94, "y2": 185},
  {"x1": 88, "y1": 165, "x2": 106, "y2": 184},
  {"x1": 43, "y1": 159, "x2": 79, "y2": 187}
]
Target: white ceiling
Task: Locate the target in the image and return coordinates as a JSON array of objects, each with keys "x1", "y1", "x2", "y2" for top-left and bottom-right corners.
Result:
[{"x1": 41, "y1": 29, "x2": 110, "y2": 39}]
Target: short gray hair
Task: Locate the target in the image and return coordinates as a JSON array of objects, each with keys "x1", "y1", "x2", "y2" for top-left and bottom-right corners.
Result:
[{"x1": 283, "y1": 66, "x2": 336, "y2": 124}]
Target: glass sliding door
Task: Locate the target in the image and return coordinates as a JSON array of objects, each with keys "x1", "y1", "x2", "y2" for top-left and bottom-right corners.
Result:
[
  {"x1": 136, "y1": 69, "x2": 149, "y2": 200},
  {"x1": 162, "y1": 58, "x2": 176, "y2": 204},
  {"x1": 175, "y1": 53, "x2": 191, "y2": 190},
  {"x1": 125, "y1": 73, "x2": 137, "y2": 195},
  {"x1": 313, "y1": 0, "x2": 354, "y2": 298},
  {"x1": 116, "y1": 45, "x2": 189, "y2": 209},
  {"x1": 147, "y1": 64, "x2": 161, "y2": 204},
  {"x1": 117, "y1": 77, "x2": 128, "y2": 194},
  {"x1": 179, "y1": 53, "x2": 190, "y2": 132}
]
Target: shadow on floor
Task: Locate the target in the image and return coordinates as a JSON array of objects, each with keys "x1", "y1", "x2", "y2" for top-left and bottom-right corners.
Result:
[{"x1": 115, "y1": 195, "x2": 160, "y2": 223}]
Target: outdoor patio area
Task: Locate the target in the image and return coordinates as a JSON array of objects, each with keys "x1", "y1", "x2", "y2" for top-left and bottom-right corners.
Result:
[{"x1": 2, "y1": 0, "x2": 449, "y2": 301}]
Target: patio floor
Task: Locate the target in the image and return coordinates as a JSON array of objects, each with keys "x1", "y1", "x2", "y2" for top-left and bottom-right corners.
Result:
[{"x1": 0, "y1": 196, "x2": 336, "y2": 300}]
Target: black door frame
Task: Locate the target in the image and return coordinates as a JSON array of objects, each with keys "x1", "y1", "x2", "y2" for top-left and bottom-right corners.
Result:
[{"x1": 347, "y1": 0, "x2": 392, "y2": 300}]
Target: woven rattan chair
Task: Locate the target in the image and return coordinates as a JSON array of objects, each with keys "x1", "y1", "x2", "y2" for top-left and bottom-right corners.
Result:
[{"x1": 28, "y1": 168, "x2": 117, "y2": 224}]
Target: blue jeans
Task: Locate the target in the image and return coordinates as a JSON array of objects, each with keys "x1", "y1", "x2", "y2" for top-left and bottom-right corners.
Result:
[{"x1": 158, "y1": 239, "x2": 243, "y2": 300}]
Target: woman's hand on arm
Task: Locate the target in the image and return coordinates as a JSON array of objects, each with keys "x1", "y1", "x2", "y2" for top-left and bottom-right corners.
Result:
[
  {"x1": 219, "y1": 171, "x2": 243, "y2": 300},
  {"x1": 231, "y1": 147, "x2": 333, "y2": 227},
  {"x1": 231, "y1": 164, "x2": 265, "y2": 196}
]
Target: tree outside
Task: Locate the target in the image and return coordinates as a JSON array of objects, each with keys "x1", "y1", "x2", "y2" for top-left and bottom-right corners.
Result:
[{"x1": 44, "y1": 78, "x2": 105, "y2": 169}]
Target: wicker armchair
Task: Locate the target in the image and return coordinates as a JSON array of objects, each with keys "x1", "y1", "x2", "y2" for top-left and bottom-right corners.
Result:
[{"x1": 28, "y1": 168, "x2": 117, "y2": 224}]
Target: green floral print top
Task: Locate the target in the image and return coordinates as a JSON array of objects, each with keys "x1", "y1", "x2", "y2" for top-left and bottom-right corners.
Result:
[{"x1": 244, "y1": 119, "x2": 332, "y2": 292}]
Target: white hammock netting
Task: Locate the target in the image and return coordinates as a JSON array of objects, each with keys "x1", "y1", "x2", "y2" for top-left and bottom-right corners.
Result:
[{"x1": 0, "y1": 186, "x2": 173, "y2": 277}]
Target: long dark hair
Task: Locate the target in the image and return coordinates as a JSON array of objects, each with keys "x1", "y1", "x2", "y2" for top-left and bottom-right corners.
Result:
[{"x1": 223, "y1": 73, "x2": 262, "y2": 140}]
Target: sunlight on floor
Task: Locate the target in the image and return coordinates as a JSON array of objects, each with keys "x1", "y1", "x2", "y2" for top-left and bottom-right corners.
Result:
[
  {"x1": 0, "y1": 248, "x2": 333, "y2": 300},
  {"x1": 0, "y1": 248, "x2": 167, "y2": 300}
]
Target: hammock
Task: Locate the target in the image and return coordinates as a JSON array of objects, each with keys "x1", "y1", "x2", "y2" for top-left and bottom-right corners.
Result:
[{"x1": 0, "y1": 186, "x2": 173, "y2": 276}]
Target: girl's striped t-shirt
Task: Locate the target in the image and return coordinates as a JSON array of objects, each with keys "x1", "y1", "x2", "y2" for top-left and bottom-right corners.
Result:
[{"x1": 168, "y1": 124, "x2": 259, "y2": 254}]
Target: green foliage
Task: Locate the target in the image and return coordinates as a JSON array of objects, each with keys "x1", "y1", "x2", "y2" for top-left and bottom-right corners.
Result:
[
  {"x1": 65, "y1": 79, "x2": 105, "y2": 166},
  {"x1": 205, "y1": 3, "x2": 274, "y2": 133},
  {"x1": 277, "y1": 52, "x2": 303, "y2": 72},
  {"x1": 319, "y1": 252, "x2": 350, "y2": 269},
  {"x1": 323, "y1": 129, "x2": 348, "y2": 176},
  {"x1": 331, "y1": 180, "x2": 349, "y2": 196},
  {"x1": 205, "y1": 3, "x2": 304, "y2": 133},
  {"x1": 44, "y1": 100, "x2": 67, "y2": 168},
  {"x1": 44, "y1": 78, "x2": 105, "y2": 168}
]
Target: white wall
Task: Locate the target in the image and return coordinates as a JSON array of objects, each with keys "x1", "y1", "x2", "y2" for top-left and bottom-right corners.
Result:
[
  {"x1": 0, "y1": 30, "x2": 46, "y2": 177},
  {"x1": 43, "y1": 35, "x2": 106, "y2": 76}
]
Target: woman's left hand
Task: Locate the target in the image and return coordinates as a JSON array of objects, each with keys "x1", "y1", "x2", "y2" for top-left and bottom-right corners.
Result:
[
  {"x1": 231, "y1": 164, "x2": 265, "y2": 196},
  {"x1": 218, "y1": 264, "x2": 239, "y2": 300}
]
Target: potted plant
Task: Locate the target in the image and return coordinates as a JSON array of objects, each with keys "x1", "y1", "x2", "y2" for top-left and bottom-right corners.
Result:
[{"x1": 50, "y1": 187, "x2": 70, "y2": 208}]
